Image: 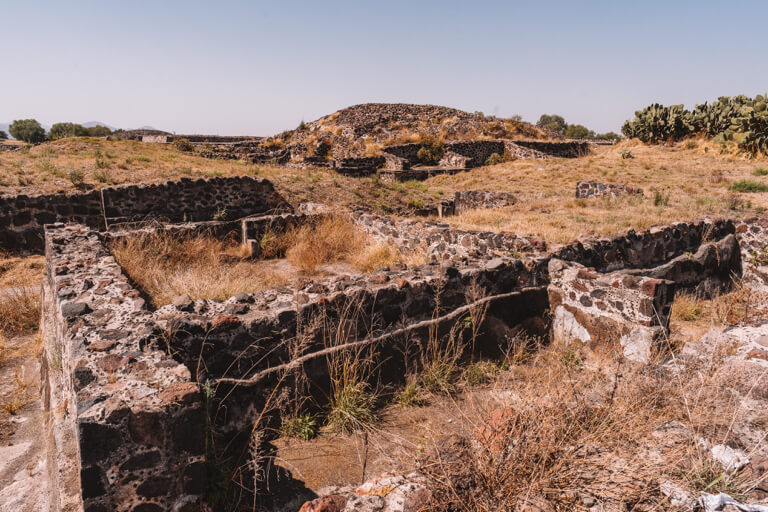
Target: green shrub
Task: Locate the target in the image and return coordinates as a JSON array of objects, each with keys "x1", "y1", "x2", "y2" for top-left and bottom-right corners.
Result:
[
  {"x1": 729, "y1": 180, "x2": 768, "y2": 193},
  {"x1": 9, "y1": 119, "x2": 47, "y2": 144},
  {"x1": 86, "y1": 125, "x2": 112, "y2": 137},
  {"x1": 564, "y1": 124, "x2": 595, "y2": 139},
  {"x1": 622, "y1": 104, "x2": 694, "y2": 142},
  {"x1": 416, "y1": 135, "x2": 444, "y2": 165},
  {"x1": 622, "y1": 94, "x2": 768, "y2": 156},
  {"x1": 0, "y1": 130, "x2": 8, "y2": 140},
  {"x1": 753, "y1": 168, "x2": 768, "y2": 176},
  {"x1": 618, "y1": 149, "x2": 634, "y2": 159}
]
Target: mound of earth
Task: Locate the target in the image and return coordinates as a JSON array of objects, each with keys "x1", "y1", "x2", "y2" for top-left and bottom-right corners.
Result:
[{"x1": 215, "y1": 103, "x2": 548, "y2": 163}]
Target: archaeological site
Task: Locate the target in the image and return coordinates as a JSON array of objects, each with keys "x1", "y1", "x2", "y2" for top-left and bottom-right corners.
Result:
[{"x1": 3, "y1": 95, "x2": 768, "y2": 512}]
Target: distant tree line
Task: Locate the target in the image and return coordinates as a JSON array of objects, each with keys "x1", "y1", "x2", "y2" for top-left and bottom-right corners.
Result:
[
  {"x1": 536, "y1": 114, "x2": 620, "y2": 141},
  {"x1": 6, "y1": 119, "x2": 112, "y2": 144}
]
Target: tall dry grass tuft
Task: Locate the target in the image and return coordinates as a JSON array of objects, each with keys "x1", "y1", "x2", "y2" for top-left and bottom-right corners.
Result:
[
  {"x1": 0, "y1": 254, "x2": 44, "y2": 339},
  {"x1": 322, "y1": 298, "x2": 378, "y2": 433},
  {"x1": 284, "y1": 214, "x2": 365, "y2": 274},
  {"x1": 108, "y1": 230, "x2": 289, "y2": 306},
  {"x1": 283, "y1": 214, "x2": 425, "y2": 275}
]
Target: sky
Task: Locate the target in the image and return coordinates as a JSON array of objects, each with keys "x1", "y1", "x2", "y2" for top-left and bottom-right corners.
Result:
[{"x1": 1, "y1": 0, "x2": 766, "y2": 136}]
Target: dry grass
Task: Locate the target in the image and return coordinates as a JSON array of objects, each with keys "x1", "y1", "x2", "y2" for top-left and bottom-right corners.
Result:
[
  {"x1": 420, "y1": 338, "x2": 748, "y2": 511},
  {"x1": 0, "y1": 255, "x2": 44, "y2": 340},
  {"x1": 430, "y1": 138, "x2": 768, "y2": 244},
  {"x1": 108, "y1": 219, "x2": 424, "y2": 306},
  {"x1": 108, "y1": 231, "x2": 290, "y2": 307},
  {"x1": 283, "y1": 214, "x2": 425, "y2": 275},
  {"x1": 671, "y1": 292, "x2": 704, "y2": 322},
  {"x1": 0, "y1": 138, "x2": 440, "y2": 216}
]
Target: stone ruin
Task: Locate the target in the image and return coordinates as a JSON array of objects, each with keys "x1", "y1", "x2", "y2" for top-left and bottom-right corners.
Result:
[
  {"x1": 4, "y1": 175, "x2": 768, "y2": 511},
  {"x1": 575, "y1": 181, "x2": 644, "y2": 199}
]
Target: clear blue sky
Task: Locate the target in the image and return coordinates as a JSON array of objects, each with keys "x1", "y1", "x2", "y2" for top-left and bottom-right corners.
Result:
[{"x1": 1, "y1": 0, "x2": 766, "y2": 136}]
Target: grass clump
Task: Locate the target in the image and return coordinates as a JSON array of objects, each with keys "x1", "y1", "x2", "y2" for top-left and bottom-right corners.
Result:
[
  {"x1": 729, "y1": 179, "x2": 768, "y2": 193},
  {"x1": 462, "y1": 361, "x2": 500, "y2": 387},
  {"x1": 751, "y1": 167, "x2": 768, "y2": 176},
  {"x1": 326, "y1": 381, "x2": 376, "y2": 433},
  {"x1": 416, "y1": 134, "x2": 444, "y2": 165},
  {"x1": 68, "y1": 169, "x2": 85, "y2": 188},
  {"x1": 421, "y1": 339, "x2": 741, "y2": 511},
  {"x1": 653, "y1": 188, "x2": 670, "y2": 206},
  {"x1": 284, "y1": 214, "x2": 365, "y2": 274},
  {"x1": 284, "y1": 214, "x2": 422, "y2": 275},
  {"x1": 281, "y1": 414, "x2": 317, "y2": 441},
  {"x1": 395, "y1": 380, "x2": 424, "y2": 407},
  {"x1": 671, "y1": 292, "x2": 703, "y2": 321}
]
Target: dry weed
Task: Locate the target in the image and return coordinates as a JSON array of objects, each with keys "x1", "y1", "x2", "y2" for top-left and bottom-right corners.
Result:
[
  {"x1": 420, "y1": 340, "x2": 740, "y2": 511},
  {"x1": 108, "y1": 230, "x2": 289, "y2": 306},
  {"x1": 0, "y1": 254, "x2": 43, "y2": 336},
  {"x1": 283, "y1": 214, "x2": 424, "y2": 275}
]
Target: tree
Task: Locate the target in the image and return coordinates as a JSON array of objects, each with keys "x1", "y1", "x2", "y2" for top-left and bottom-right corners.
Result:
[
  {"x1": 86, "y1": 125, "x2": 112, "y2": 137},
  {"x1": 564, "y1": 124, "x2": 595, "y2": 139},
  {"x1": 0, "y1": 130, "x2": 7, "y2": 140},
  {"x1": 536, "y1": 114, "x2": 567, "y2": 135},
  {"x1": 595, "y1": 131, "x2": 621, "y2": 141},
  {"x1": 50, "y1": 122, "x2": 88, "y2": 140},
  {"x1": 9, "y1": 119, "x2": 47, "y2": 143}
]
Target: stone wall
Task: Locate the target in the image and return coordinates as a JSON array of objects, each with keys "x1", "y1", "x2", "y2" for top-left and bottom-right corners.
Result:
[
  {"x1": 575, "y1": 181, "x2": 643, "y2": 199},
  {"x1": 380, "y1": 140, "x2": 591, "y2": 170},
  {"x1": 0, "y1": 176, "x2": 289, "y2": 252},
  {"x1": 734, "y1": 218, "x2": 768, "y2": 289},
  {"x1": 41, "y1": 224, "x2": 205, "y2": 512},
  {"x1": 549, "y1": 259, "x2": 673, "y2": 362},
  {"x1": 454, "y1": 190, "x2": 517, "y2": 214},
  {"x1": 511, "y1": 140, "x2": 591, "y2": 158},
  {"x1": 351, "y1": 211, "x2": 547, "y2": 262},
  {"x1": 440, "y1": 141, "x2": 506, "y2": 168},
  {"x1": 549, "y1": 232, "x2": 743, "y2": 362},
  {"x1": 554, "y1": 220, "x2": 735, "y2": 272},
  {"x1": 333, "y1": 156, "x2": 386, "y2": 177},
  {"x1": 39, "y1": 213, "x2": 764, "y2": 509}
]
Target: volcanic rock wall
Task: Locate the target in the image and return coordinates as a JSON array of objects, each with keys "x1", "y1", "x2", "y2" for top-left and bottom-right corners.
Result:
[
  {"x1": 0, "y1": 176, "x2": 289, "y2": 252},
  {"x1": 41, "y1": 224, "x2": 205, "y2": 512},
  {"x1": 351, "y1": 211, "x2": 547, "y2": 262},
  {"x1": 575, "y1": 181, "x2": 644, "y2": 199}
]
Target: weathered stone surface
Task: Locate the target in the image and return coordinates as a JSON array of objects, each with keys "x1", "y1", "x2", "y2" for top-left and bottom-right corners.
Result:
[
  {"x1": 41, "y1": 224, "x2": 205, "y2": 511},
  {"x1": 1, "y1": 175, "x2": 289, "y2": 252},
  {"x1": 575, "y1": 181, "x2": 643, "y2": 199}
]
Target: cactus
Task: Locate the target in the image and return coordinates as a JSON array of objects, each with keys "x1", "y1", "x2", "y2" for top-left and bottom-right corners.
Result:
[{"x1": 623, "y1": 93, "x2": 768, "y2": 156}]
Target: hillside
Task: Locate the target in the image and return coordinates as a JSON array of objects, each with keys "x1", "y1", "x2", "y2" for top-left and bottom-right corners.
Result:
[{"x1": 263, "y1": 103, "x2": 548, "y2": 160}]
